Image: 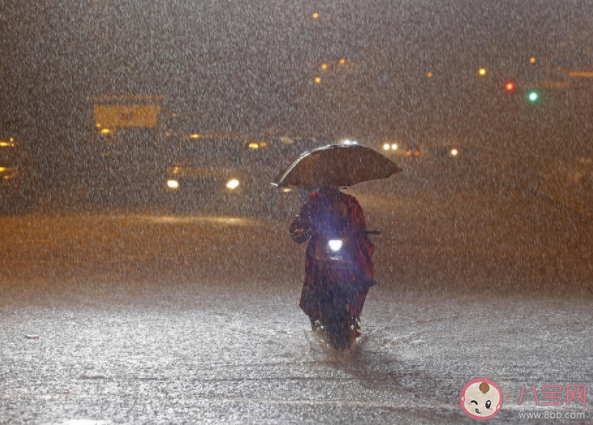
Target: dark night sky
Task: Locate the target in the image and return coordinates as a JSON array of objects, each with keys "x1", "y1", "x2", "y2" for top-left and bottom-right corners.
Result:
[{"x1": 1, "y1": 1, "x2": 592, "y2": 148}]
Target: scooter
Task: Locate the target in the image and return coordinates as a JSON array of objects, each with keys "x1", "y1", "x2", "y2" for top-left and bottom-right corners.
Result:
[{"x1": 310, "y1": 229, "x2": 380, "y2": 350}]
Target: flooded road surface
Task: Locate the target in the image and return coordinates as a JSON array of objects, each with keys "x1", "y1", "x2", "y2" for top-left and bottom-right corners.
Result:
[
  {"x1": 1, "y1": 288, "x2": 591, "y2": 424},
  {"x1": 1, "y1": 167, "x2": 592, "y2": 424}
]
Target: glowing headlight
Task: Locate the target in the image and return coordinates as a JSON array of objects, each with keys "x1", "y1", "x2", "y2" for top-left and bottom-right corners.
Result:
[
  {"x1": 328, "y1": 240, "x2": 343, "y2": 252},
  {"x1": 391, "y1": 144, "x2": 398, "y2": 150},
  {"x1": 451, "y1": 149, "x2": 458, "y2": 156},
  {"x1": 226, "y1": 179, "x2": 240, "y2": 190},
  {"x1": 282, "y1": 188, "x2": 293, "y2": 193},
  {"x1": 383, "y1": 143, "x2": 390, "y2": 151},
  {"x1": 167, "y1": 180, "x2": 179, "y2": 189}
]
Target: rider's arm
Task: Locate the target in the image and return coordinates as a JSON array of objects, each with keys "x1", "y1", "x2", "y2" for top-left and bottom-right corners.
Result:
[
  {"x1": 290, "y1": 218, "x2": 311, "y2": 244},
  {"x1": 289, "y1": 199, "x2": 313, "y2": 244}
]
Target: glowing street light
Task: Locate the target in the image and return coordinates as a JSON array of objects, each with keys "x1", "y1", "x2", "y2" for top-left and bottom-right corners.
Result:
[
  {"x1": 312, "y1": 12, "x2": 319, "y2": 19},
  {"x1": 530, "y1": 57, "x2": 536, "y2": 64},
  {"x1": 315, "y1": 77, "x2": 321, "y2": 84},
  {"x1": 321, "y1": 64, "x2": 327, "y2": 70},
  {"x1": 226, "y1": 179, "x2": 240, "y2": 190},
  {"x1": 427, "y1": 72, "x2": 433, "y2": 78},
  {"x1": 339, "y1": 59, "x2": 346, "y2": 65},
  {"x1": 478, "y1": 68, "x2": 487, "y2": 76}
]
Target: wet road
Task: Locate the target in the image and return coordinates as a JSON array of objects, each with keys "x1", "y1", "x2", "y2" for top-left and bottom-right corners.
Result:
[{"x1": 1, "y1": 163, "x2": 592, "y2": 424}]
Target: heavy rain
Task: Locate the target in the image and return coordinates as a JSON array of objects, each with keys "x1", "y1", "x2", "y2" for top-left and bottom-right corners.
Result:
[{"x1": 1, "y1": 1, "x2": 592, "y2": 424}]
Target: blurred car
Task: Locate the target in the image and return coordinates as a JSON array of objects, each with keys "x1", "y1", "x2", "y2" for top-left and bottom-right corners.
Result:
[
  {"x1": 434, "y1": 145, "x2": 462, "y2": 159},
  {"x1": 163, "y1": 134, "x2": 327, "y2": 215},
  {"x1": 431, "y1": 143, "x2": 478, "y2": 161},
  {"x1": 380, "y1": 141, "x2": 422, "y2": 158},
  {"x1": 0, "y1": 137, "x2": 36, "y2": 214},
  {"x1": 163, "y1": 135, "x2": 253, "y2": 212}
]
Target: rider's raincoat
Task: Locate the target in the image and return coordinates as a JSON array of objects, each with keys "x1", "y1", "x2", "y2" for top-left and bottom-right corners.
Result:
[{"x1": 289, "y1": 188, "x2": 375, "y2": 322}]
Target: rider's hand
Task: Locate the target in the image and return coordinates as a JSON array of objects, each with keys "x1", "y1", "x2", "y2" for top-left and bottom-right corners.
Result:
[{"x1": 290, "y1": 228, "x2": 311, "y2": 244}]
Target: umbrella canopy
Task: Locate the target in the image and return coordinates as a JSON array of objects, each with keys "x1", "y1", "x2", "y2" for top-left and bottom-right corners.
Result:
[{"x1": 272, "y1": 144, "x2": 402, "y2": 190}]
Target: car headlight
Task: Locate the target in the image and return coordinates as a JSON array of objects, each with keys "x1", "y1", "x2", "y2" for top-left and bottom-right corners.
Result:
[
  {"x1": 328, "y1": 240, "x2": 343, "y2": 252},
  {"x1": 226, "y1": 179, "x2": 240, "y2": 190},
  {"x1": 451, "y1": 149, "x2": 458, "y2": 156},
  {"x1": 167, "y1": 180, "x2": 179, "y2": 189}
]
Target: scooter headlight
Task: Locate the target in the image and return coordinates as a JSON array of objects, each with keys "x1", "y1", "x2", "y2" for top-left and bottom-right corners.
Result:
[{"x1": 328, "y1": 240, "x2": 343, "y2": 252}]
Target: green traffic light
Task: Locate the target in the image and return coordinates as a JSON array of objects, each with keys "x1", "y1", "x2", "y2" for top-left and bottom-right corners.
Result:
[{"x1": 528, "y1": 91, "x2": 539, "y2": 102}]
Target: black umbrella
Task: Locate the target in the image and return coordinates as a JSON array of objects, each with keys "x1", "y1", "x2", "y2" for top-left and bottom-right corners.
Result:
[{"x1": 272, "y1": 144, "x2": 402, "y2": 190}]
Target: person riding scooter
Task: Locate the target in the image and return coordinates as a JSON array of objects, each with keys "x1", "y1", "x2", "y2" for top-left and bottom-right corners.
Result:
[{"x1": 289, "y1": 186, "x2": 375, "y2": 338}]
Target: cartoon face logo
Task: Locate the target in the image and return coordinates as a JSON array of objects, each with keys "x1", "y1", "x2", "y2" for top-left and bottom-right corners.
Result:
[{"x1": 460, "y1": 378, "x2": 503, "y2": 420}]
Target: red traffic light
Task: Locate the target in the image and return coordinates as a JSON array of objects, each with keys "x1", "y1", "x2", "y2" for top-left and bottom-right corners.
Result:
[{"x1": 505, "y1": 82, "x2": 516, "y2": 92}]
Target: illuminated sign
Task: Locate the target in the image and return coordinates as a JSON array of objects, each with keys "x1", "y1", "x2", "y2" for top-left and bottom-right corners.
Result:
[{"x1": 94, "y1": 104, "x2": 160, "y2": 128}]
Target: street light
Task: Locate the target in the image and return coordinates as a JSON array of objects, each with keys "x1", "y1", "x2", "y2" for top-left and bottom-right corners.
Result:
[
  {"x1": 312, "y1": 12, "x2": 319, "y2": 19},
  {"x1": 321, "y1": 64, "x2": 327, "y2": 70},
  {"x1": 339, "y1": 59, "x2": 346, "y2": 65},
  {"x1": 478, "y1": 68, "x2": 487, "y2": 76},
  {"x1": 530, "y1": 57, "x2": 536, "y2": 64},
  {"x1": 315, "y1": 77, "x2": 321, "y2": 84},
  {"x1": 427, "y1": 72, "x2": 433, "y2": 78}
]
